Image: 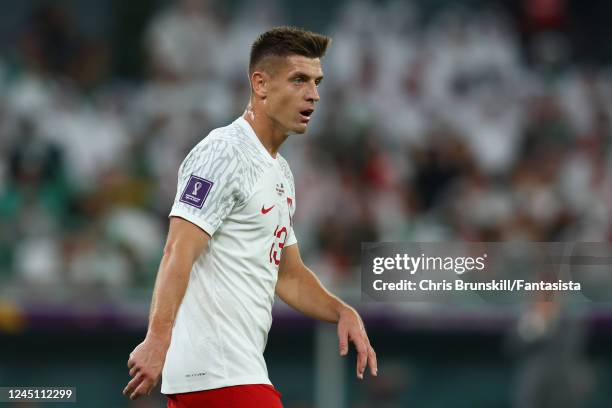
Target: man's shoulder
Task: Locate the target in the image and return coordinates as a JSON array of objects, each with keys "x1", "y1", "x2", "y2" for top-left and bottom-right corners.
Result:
[
  {"x1": 202, "y1": 120, "x2": 245, "y2": 145},
  {"x1": 186, "y1": 119, "x2": 271, "y2": 174},
  {"x1": 188, "y1": 120, "x2": 246, "y2": 157}
]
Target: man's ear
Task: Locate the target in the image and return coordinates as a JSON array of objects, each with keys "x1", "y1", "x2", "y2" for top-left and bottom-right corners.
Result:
[{"x1": 251, "y1": 71, "x2": 268, "y2": 99}]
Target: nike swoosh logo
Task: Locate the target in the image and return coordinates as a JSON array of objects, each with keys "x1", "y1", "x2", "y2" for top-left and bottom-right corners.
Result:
[{"x1": 261, "y1": 205, "x2": 275, "y2": 214}]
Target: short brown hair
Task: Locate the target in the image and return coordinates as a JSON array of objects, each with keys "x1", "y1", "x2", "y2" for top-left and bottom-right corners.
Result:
[{"x1": 249, "y1": 26, "x2": 331, "y2": 75}]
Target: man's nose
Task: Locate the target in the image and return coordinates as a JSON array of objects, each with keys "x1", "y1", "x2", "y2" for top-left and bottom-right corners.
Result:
[{"x1": 306, "y1": 83, "x2": 320, "y2": 102}]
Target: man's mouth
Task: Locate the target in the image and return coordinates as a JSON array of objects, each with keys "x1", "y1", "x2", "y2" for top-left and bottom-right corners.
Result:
[{"x1": 299, "y1": 109, "x2": 314, "y2": 123}]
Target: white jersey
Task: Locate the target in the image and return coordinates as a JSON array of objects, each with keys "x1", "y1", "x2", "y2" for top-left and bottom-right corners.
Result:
[{"x1": 161, "y1": 117, "x2": 297, "y2": 394}]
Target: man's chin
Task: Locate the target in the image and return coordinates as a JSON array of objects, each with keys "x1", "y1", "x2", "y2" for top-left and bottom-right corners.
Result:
[{"x1": 292, "y1": 123, "x2": 308, "y2": 134}]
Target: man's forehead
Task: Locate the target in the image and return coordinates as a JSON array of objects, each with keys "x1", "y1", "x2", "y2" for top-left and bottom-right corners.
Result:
[{"x1": 281, "y1": 55, "x2": 323, "y2": 77}]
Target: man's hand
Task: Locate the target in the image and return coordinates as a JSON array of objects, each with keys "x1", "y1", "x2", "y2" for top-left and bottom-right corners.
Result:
[
  {"x1": 275, "y1": 244, "x2": 378, "y2": 379},
  {"x1": 337, "y1": 307, "x2": 377, "y2": 379},
  {"x1": 123, "y1": 335, "x2": 169, "y2": 400}
]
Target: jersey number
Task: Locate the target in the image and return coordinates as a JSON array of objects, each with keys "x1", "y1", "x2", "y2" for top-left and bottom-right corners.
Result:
[{"x1": 269, "y1": 225, "x2": 288, "y2": 265}]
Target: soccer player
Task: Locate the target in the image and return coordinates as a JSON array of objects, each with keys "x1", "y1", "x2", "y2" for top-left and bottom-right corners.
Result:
[{"x1": 123, "y1": 26, "x2": 378, "y2": 407}]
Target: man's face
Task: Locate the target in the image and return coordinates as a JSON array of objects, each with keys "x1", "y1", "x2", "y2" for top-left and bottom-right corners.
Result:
[{"x1": 263, "y1": 55, "x2": 323, "y2": 135}]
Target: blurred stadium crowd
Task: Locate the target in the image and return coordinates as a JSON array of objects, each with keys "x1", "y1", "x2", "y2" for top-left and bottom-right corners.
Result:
[{"x1": 0, "y1": 0, "x2": 610, "y2": 293}]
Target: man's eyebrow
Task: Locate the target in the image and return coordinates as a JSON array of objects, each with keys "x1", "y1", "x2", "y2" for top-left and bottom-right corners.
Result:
[{"x1": 290, "y1": 72, "x2": 324, "y2": 81}]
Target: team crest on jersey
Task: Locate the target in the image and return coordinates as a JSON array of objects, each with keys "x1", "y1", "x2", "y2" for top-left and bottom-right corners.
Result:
[
  {"x1": 180, "y1": 175, "x2": 213, "y2": 209},
  {"x1": 276, "y1": 183, "x2": 285, "y2": 196}
]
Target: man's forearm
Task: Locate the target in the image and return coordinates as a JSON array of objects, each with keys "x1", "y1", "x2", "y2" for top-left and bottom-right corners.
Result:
[
  {"x1": 279, "y1": 264, "x2": 352, "y2": 324},
  {"x1": 145, "y1": 217, "x2": 209, "y2": 344},
  {"x1": 146, "y1": 246, "x2": 194, "y2": 343}
]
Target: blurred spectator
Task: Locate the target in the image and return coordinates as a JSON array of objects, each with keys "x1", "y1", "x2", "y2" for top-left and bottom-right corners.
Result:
[
  {"x1": 145, "y1": 0, "x2": 221, "y2": 82},
  {"x1": 0, "y1": 0, "x2": 610, "y2": 293},
  {"x1": 507, "y1": 299, "x2": 594, "y2": 408}
]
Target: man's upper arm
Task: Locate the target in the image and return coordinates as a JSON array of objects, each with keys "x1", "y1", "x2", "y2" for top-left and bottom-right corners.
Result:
[
  {"x1": 279, "y1": 244, "x2": 302, "y2": 274},
  {"x1": 165, "y1": 216, "x2": 211, "y2": 263},
  {"x1": 275, "y1": 244, "x2": 303, "y2": 298}
]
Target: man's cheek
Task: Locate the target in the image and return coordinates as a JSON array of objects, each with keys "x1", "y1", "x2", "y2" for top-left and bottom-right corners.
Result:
[{"x1": 277, "y1": 96, "x2": 294, "y2": 117}]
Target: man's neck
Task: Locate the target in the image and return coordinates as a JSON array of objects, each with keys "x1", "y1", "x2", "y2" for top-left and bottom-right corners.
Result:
[{"x1": 242, "y1": 105, "x2": 289, "y2": 158}]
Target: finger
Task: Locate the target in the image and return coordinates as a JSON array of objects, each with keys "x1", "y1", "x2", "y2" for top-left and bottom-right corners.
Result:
[
  {"x1": 123, "y1": 372, "x2": 143, "y2": 396},
  {"x1": 147, "y1": 379, "x2": 158, "y2": 396},
  {"x1": 129, "y1": 365, "x2": 140, "y2": 377},
  {"x1": 130, "y1": 377, "x2": 152, "y2": 400},
  {"x1": 368, "y1": 346, "x2": 378, "y2": 376},
  {"x1": 353, "y1": 337, "x2": 368, "y2": 379},
  {"x1": 337, "y1": 325, "x2": 349, "y2": 356},
  {"x1": 127, "y1": 357, "x2": 135, "y2": 369},
  {"x1": 361, "y1": 334, "x2": 377, "y2": 374}
]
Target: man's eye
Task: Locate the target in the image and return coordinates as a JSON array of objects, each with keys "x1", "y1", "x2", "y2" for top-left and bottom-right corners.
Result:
[{"x1": 294, "y1": 77, "x2": 305, "y2": 84}]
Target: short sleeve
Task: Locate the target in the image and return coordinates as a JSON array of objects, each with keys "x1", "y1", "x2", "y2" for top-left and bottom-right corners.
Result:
[
  {"x1": 284, "y1": 190, "x2": 297, "y2": 248},
  {"x1": 169, "y1": 138, "x2": 244, "y2": 236},
  {"x1": 278, "y1": 156, "x2": 298, "y2": 247},
  {"x1": 285, "y1": 225, "x2": 298, "y2": 247}
]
